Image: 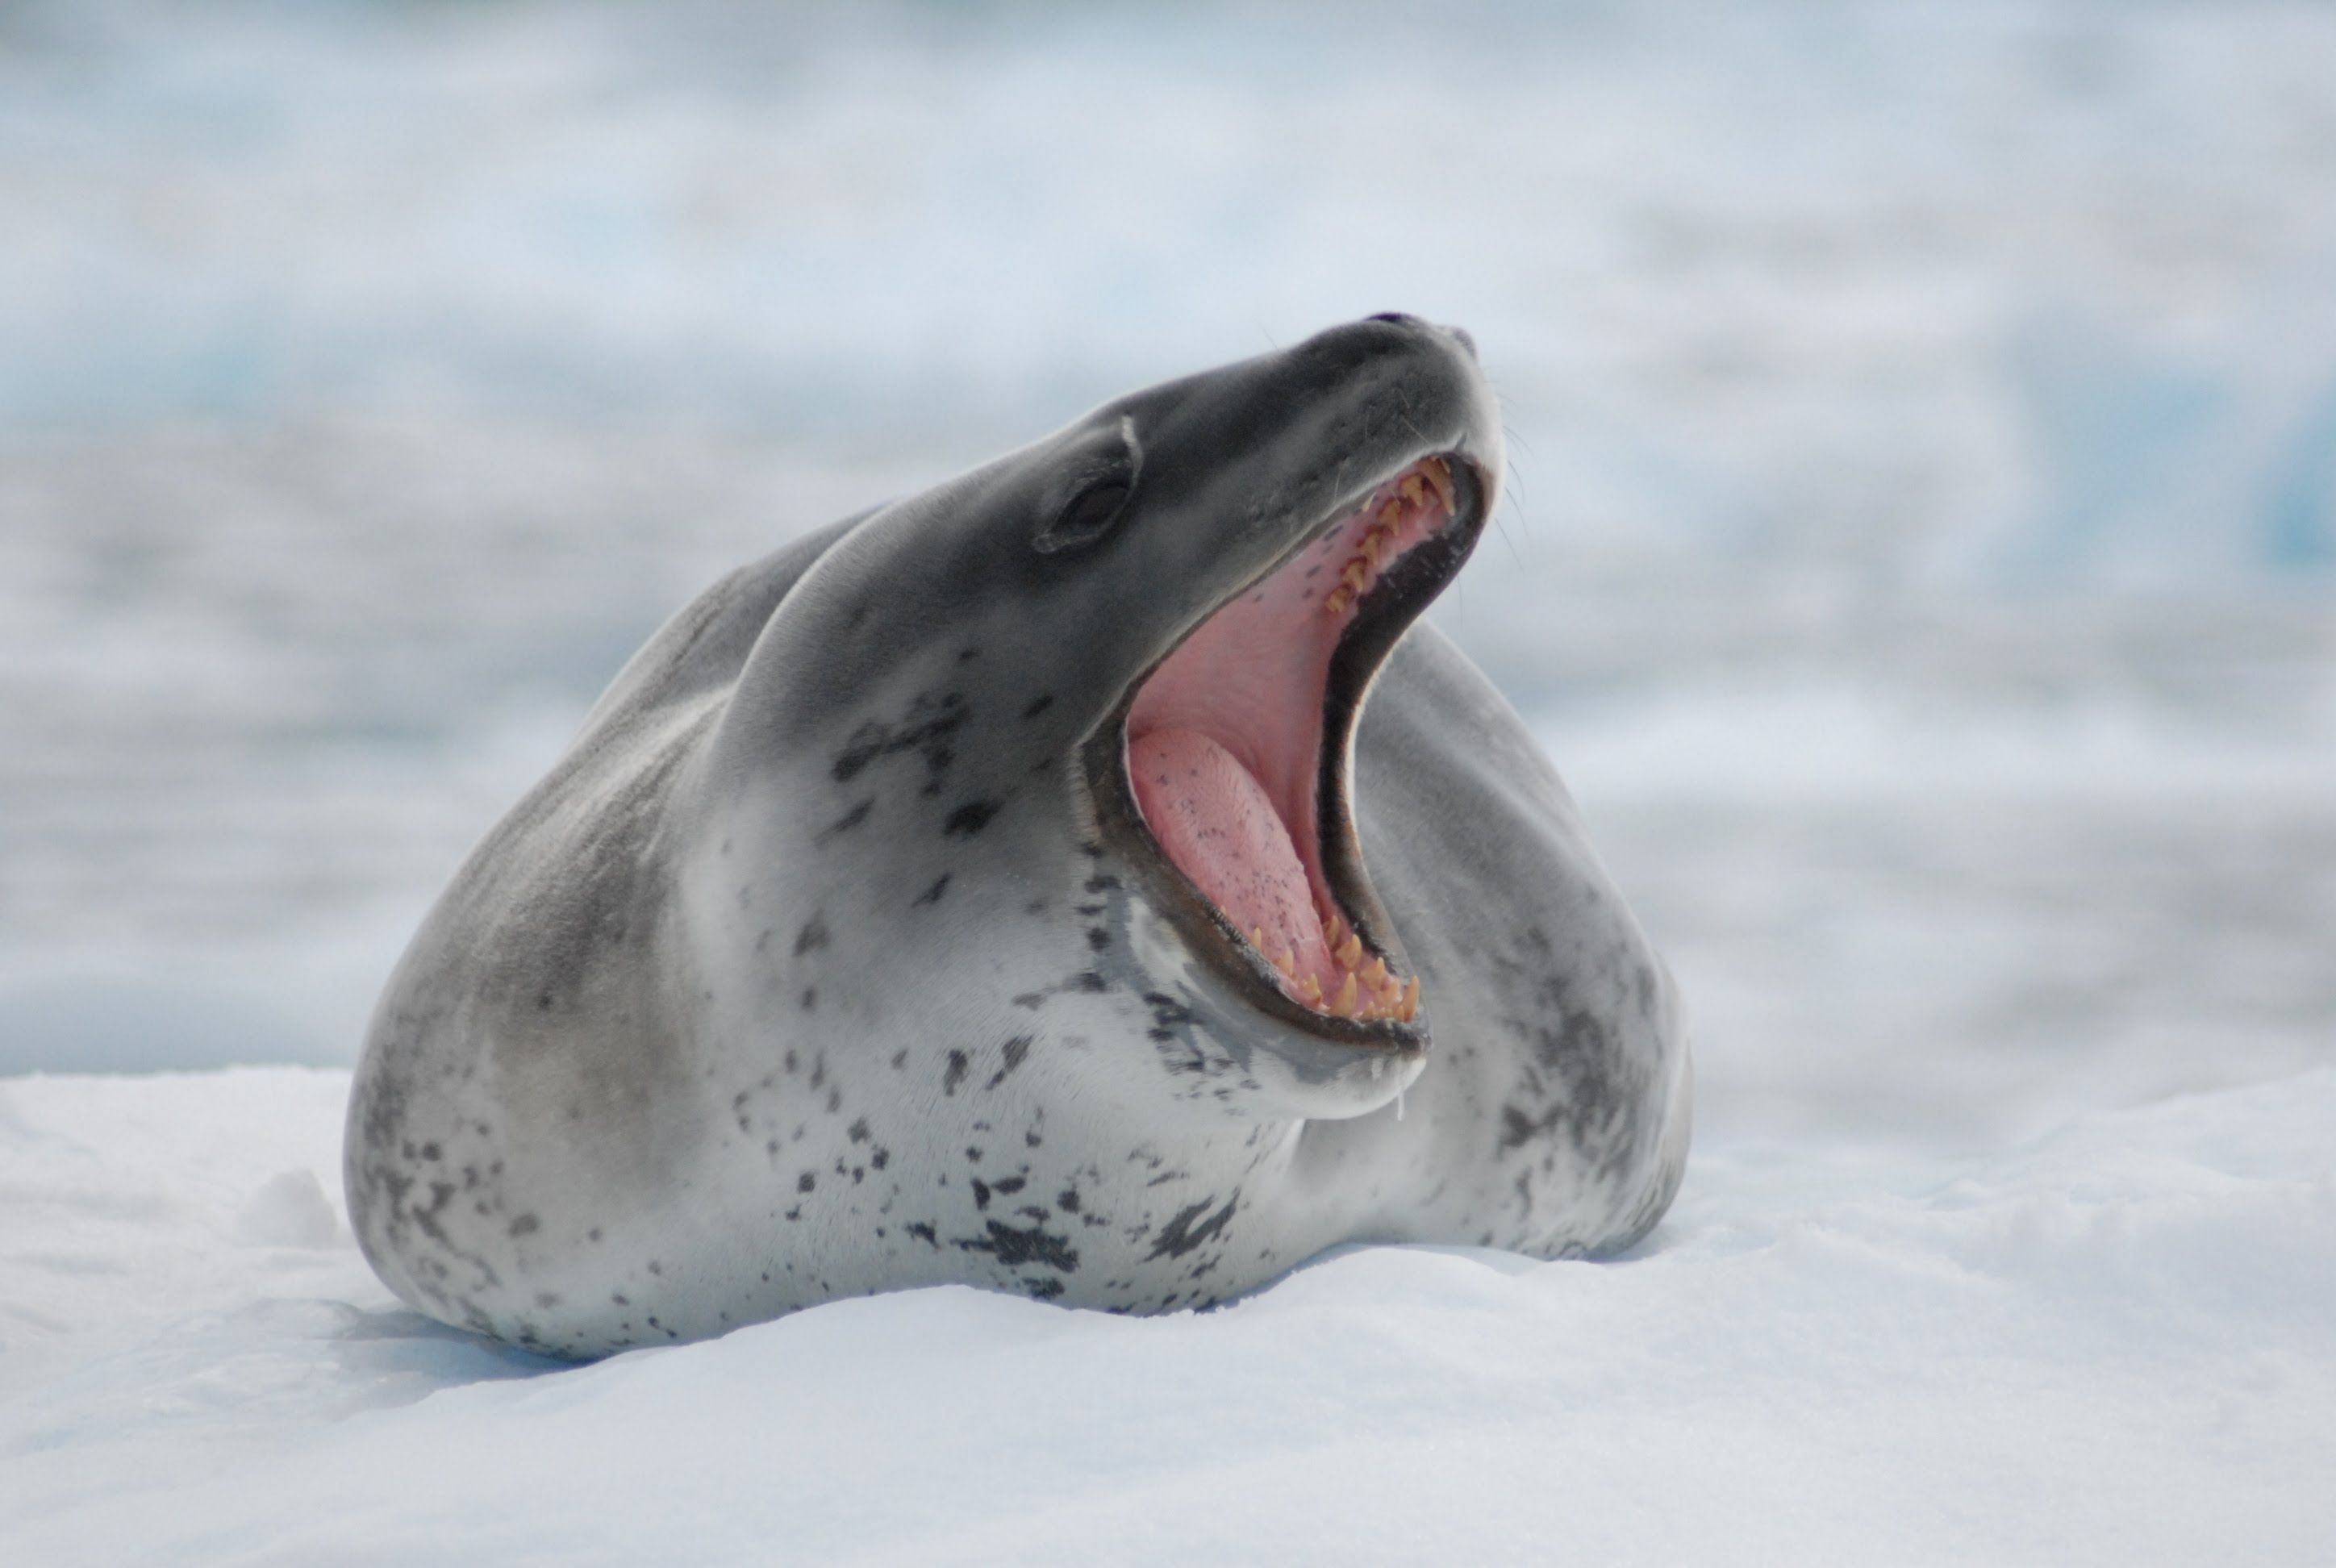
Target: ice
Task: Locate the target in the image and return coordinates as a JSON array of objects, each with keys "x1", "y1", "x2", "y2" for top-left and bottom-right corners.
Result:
[
  {"x1": 2, "y1": 1069, "x2": 2331, "y2": 1562},
  {"x1": 232, "y1": 1170, "x2": 342, "y2": 1251}
]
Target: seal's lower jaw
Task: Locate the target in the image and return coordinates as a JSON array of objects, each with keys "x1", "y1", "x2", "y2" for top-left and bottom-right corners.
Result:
[{"x1": 1083, "y1": 453, "x2": 1487, "y2": 1065}]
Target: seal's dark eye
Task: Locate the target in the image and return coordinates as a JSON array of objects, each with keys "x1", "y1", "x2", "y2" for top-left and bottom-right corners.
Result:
[
  {"x1": 1034, "y1": 477, "x2": 1133, "y2": 554},
  {"x1": 1032, "y1": 415, "x2": 1141, "y2": 555}
]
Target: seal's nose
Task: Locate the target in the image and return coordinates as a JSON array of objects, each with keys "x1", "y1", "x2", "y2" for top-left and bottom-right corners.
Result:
[{"x1": 1366, "y1": 312, "x2": 1478, "y2": 360}]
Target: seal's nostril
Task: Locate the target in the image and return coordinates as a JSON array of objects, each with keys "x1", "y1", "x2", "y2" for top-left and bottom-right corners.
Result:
[{"x1": 1367, "y1": 314, "x2": 1475, "y2": 359}]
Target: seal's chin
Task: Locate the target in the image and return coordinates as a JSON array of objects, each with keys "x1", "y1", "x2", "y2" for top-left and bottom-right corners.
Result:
[{"x1": 1084, "y1": 453, "x2": 1485, "y2": 1049}]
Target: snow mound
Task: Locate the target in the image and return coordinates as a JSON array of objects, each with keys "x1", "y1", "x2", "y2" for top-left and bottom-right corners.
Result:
[{"x1": 2, "y1": 1069, "x2": 2330, "y2": 1564}]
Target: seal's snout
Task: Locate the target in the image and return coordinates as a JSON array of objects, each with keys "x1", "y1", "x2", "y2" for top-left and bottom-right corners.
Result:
[{"x1": 1365, "y1": 311, "x2": 1477, "y2": 359}]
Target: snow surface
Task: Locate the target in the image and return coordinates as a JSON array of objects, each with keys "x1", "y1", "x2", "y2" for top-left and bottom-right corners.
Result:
[
  {"x1": 3, "y1": 0, "x2": 2334, "y2": 1560},
  {"x1": 3, "y1": 1067, "x2": 2332, "y2": 1566}
]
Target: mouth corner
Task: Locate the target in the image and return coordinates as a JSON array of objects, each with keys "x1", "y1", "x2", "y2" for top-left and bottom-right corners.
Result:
[{"x1": 1082, "y1": 449, "x2": 1483, "y2": 1049}]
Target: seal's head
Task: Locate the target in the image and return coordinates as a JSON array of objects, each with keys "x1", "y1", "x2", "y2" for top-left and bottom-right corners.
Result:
[{"x1": 707, "y1": 313, "x2": 1500, "y2": 1123}]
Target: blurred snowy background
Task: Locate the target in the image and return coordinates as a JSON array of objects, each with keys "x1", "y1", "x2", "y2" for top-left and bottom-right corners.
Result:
[{"x1": 2, "y1": 0, "x2": 2331, "y2": 1157}]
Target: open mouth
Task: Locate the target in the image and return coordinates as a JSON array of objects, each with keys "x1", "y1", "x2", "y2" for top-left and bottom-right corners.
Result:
[{"x1": 1092, "y1": 452, "x2": 1483, "y2": 1038}]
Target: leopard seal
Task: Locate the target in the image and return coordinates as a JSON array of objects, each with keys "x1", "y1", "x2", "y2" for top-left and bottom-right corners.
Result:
[{"x1": 345, "y1": 314, "x2": 1692, "y2": 1357}]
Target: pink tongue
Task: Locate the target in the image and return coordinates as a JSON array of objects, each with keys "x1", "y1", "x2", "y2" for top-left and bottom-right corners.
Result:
[{"x1": 1128, "y1": 728, "x2": 1325, "y2": 981}]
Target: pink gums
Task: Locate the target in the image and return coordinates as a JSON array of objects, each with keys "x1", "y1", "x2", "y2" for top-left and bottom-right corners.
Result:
[{"x1": 1125, "y1": 457, "x2": 1452, "y2": 1014}]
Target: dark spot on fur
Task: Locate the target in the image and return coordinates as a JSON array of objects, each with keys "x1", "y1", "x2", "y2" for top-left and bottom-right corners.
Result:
[
  {"x1": 943, "y1": 1050, "x2": 969, "y2": 1096},
  {"x1": 817, "y1": 799, "x2": 874, "y2": 842},
  {"x1": 982, "y1": 1034, "x2": 1033, "y2": 1091},
  {"x1": 944, "y1": 799, "x2": 1001, "y2": 837},
  {"x1": 1022, "y1": 693, "x2": 1054, "y2": 719},
  {"x1": 1086, "y1": 927, "x2": 1112, "y2": 951},
  {"x1": 1057, "y1": 1187, "x2": 1081, "y2": 1213},
  {"x1": 832, "y1": 698, "x2": 970, "y2": 787},
  {"x1": 906, "y1": 1222, "x2": 938, "y2": 1248},
  {"x1": 1145, "y1": 1193, "x2": 1239, "y2": 1261},
  {"x1": 956, "y1": 1220, "x2": 1080, "y2": 1274},
  {"x1": 972, "y1": 1178, "x2": 992, "y2": 1210},
  {"x1": 915, "y1": 874, "x2": 951, "y2": 907},
  {"x1": 507, "y1": 1214, "x2": 539, "y2": 1237},
  {"x1": 1142, "y1": 992, "x2": 1195, "y2": 1029},
  {"x1": 794, "y1": 916, "x2": 830, "y2": 957},
  {"x1": 798, "y1": 1172, "x2": 816, "y2": 1193},
  {"x1": 801, "y1": 987, "x2": 817, "y2": 1011},
  {"x1": 848, "y1": 1116, "x2": 870, "y2": 1144}
]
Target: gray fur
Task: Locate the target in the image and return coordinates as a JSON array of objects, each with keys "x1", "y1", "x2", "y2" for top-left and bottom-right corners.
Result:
[{"x1": 345, "y1": 317, "x2": 1691, "y2": 1357}]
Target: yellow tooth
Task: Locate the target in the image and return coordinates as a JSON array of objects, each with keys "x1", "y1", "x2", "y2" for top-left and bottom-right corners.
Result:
[
  {"x1": 1425, "y1": 457, "x2": 1455, "y2": 513},
  {"x1": 1323, "y1": 912, "x2": 1345, "y2": 949},
  {"x1": 1325, "y1": 586, "x2": 1351, "y2": 615},
  {"x1": 1342, "y1": 561, "x2": 1369, "y2": 594},
  {"x1": 1333, "y1": 972, "x2": 1358, "y2": 1016},
  {"x1": 1299, "y1": 974, "x2": 1323, "y2": 1005},
  {"x1": 1249, "y1": 926, "x2": 1266, "y2": 952},
  {"x1": 1400, "y1": 474, "x2": 1425, "y2": 503},
  {"x1": 1362, "y1": 956, "x2": 1389, "y2": 990},
  {"x1": 1337, "y1": 932, "x2": 1363, "y2": 970},
  {"x1": 1274, "y1": 947, "x2": 1295, "y2": 977},
  {"x1": 1400, "y1": 977, "x2": 1420, "y2": 1021},
  {"x1": 1377, "y1": 499, "x2": 1403, "y2": 526}
]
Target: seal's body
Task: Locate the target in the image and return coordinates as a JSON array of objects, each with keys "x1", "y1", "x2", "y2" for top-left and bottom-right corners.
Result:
[{"x1": 347, "y1": 316, "x2": 1691, "y2": 1357}]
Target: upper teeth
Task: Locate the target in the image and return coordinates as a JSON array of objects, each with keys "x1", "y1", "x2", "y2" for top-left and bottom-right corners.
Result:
[{"x1": 1323, "y1": 456, "x2": 1452, "y2": 619}]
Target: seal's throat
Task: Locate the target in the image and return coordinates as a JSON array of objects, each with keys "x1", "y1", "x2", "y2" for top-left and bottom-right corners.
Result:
[{"x1": 1124, "y1": 455, "x2": 1466, "y2": 1026}]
